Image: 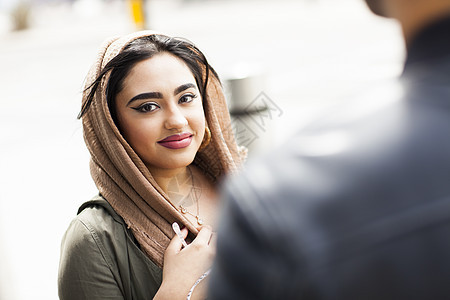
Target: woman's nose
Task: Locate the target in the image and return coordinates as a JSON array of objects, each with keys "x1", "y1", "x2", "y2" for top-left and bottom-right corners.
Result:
[{"x1": 164, "y1": 107, "x2": 188, "y2": 129}]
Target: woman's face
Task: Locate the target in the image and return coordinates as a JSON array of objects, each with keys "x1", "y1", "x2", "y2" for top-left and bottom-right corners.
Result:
[{"x1": 115, "y1": 52, "x2": 206, "y2": 172}]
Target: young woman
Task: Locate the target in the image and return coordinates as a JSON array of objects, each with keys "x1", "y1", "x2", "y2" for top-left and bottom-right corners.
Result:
[{"x1": 58, "y1": 31, "x2": 245, "y2": 300}]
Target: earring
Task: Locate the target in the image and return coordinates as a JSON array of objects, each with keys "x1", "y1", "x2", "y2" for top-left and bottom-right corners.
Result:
[{"x1": 199, "y1": 127, "x2": 211, "y2": 151}]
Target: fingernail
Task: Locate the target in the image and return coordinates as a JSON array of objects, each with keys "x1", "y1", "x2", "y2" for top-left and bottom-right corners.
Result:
[
  {"x1": 172, "y1": 222, "x2": 188, "y2": 248},
  {"x1": 172, "y1": 222, "x2": 180, "y2": 232}
]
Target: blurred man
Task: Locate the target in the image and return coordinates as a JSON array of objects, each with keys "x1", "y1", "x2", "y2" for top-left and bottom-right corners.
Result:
[{"x1": 209, "y1": 0, "x2": 450, "y2": 299}]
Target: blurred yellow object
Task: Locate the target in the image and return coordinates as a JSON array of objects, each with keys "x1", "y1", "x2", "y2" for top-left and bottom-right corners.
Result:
[
  {"x1": 11, "y1": 1, "x2": 31, "y2": 31},
  {"x1": 129, "y1": 0, "x2": 146, "y2": 30}
]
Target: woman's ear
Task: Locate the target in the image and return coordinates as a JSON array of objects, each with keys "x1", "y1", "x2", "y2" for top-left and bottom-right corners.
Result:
[{"x1": 199, "y1": 126, "x2": 211, "y2": 151}]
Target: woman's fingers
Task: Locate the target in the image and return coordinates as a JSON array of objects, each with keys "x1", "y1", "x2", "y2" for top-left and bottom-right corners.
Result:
[
  {"x1": 209, "y1": 232, "x2": 217, "y2": 254},
  {"x1": 166, "y1": 224, "x2": 215, "y2": 257},
  {"x1": 166, "y1": 225, "x2": 188, "y2": 255},
  {"x1": 191, "y1": 225, "x2": 213, "y2": 245}
]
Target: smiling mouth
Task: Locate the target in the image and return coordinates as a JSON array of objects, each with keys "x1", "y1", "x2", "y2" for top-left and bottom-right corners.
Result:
[{"x1": 158, "y1": 133, "x2": 193, "y2": 149}]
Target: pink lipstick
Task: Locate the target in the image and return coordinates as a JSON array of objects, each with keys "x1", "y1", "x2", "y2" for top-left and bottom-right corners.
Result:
[{"x1": 158, "y1": 133, "x2": 193, "y2": 149}]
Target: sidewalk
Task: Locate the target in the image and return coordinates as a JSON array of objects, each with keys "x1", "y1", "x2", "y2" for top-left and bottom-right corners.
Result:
[{"x1": 0, "y1": 1, "x2": 404, "y2": 299}]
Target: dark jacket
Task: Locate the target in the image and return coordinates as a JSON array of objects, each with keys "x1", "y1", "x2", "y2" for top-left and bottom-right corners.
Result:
[
  {"x1": 58, "y1": 195, "x2": 162, "y2": 300},
  {"x1": 209, "y1": 16, "x2": 450, "y2": 300}
]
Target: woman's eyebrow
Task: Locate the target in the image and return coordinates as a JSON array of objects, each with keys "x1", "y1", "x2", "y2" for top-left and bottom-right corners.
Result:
[
  {"x1": 126, "y1": 83, "x2": 195, "y2": 106},
  {"x1": 174, "y1": 83, "x2": 196, "y2": 95},
  {"x1": 127, "y1": 92, "x2": 163, "y2": 106}
]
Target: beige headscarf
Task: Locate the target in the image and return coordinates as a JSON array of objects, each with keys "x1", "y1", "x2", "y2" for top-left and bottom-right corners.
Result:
[{"x1": 81, "y1": 31, "x2": 243, "y2": 267}]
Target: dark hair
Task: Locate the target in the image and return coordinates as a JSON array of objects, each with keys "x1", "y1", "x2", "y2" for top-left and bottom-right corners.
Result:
[{"x1": 77, "y1": 34, "x2": 218, "y2": 123}]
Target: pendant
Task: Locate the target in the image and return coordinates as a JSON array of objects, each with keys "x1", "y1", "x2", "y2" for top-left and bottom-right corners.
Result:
[{"x1": 179, "y1": 205, "x2": 204, "y2": 226}]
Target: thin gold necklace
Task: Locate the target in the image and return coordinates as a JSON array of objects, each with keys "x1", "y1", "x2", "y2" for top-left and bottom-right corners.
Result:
[{"x1": 179, "y1": 167, "x2": 204, "y2": 226}]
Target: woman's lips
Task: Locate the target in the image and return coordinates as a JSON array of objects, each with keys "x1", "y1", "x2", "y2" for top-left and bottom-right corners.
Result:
[{"x1": 158, "y1": 133, "x2": 193, "y2": 149}]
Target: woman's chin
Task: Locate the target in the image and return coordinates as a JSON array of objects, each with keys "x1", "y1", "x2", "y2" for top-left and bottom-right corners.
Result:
[{"x1": 145, "y1": 155, "x2": 197, "y2": 171}]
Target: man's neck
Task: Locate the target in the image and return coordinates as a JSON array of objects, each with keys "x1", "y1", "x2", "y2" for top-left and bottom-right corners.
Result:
[{"x1": 394, "y1": 1, "x2": 450, "y2": 46}]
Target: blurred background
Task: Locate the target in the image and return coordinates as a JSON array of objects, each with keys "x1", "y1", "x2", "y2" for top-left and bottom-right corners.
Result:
[{"x1": 0, "y1": 0, "x2": 404, "y2": 299}]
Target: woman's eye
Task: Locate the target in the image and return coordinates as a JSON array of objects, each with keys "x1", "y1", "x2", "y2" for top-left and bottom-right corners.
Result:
[
  {"x1": 133, "y1": 103, "x2": 159, "y2": 113},
  {"x1": 179, "y1": 94, "x2": 197, "y2": 104}
]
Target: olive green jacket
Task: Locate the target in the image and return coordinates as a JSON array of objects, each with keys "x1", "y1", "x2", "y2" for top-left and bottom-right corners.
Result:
[{"x1": 58, "y1": 195, "x2": 162, "y2": 299}]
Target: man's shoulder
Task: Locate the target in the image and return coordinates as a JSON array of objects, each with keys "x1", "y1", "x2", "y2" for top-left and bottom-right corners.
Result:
[
  {"x1": 245, "y1": 78, "x2": 449, "y2": 194},
  {"x1": 225, "y1": 80, "x2": 450, "y2": 239}
]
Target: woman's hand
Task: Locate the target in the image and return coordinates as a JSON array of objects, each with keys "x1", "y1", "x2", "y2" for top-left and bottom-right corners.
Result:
[{"x1": 154, "y1": 225, "x2": 216, "y2": 300}]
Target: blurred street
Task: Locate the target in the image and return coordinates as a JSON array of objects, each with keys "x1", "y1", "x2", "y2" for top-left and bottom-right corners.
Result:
[{"x1": 0, "y1": 0, "x2": 404, "y2": 299}]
